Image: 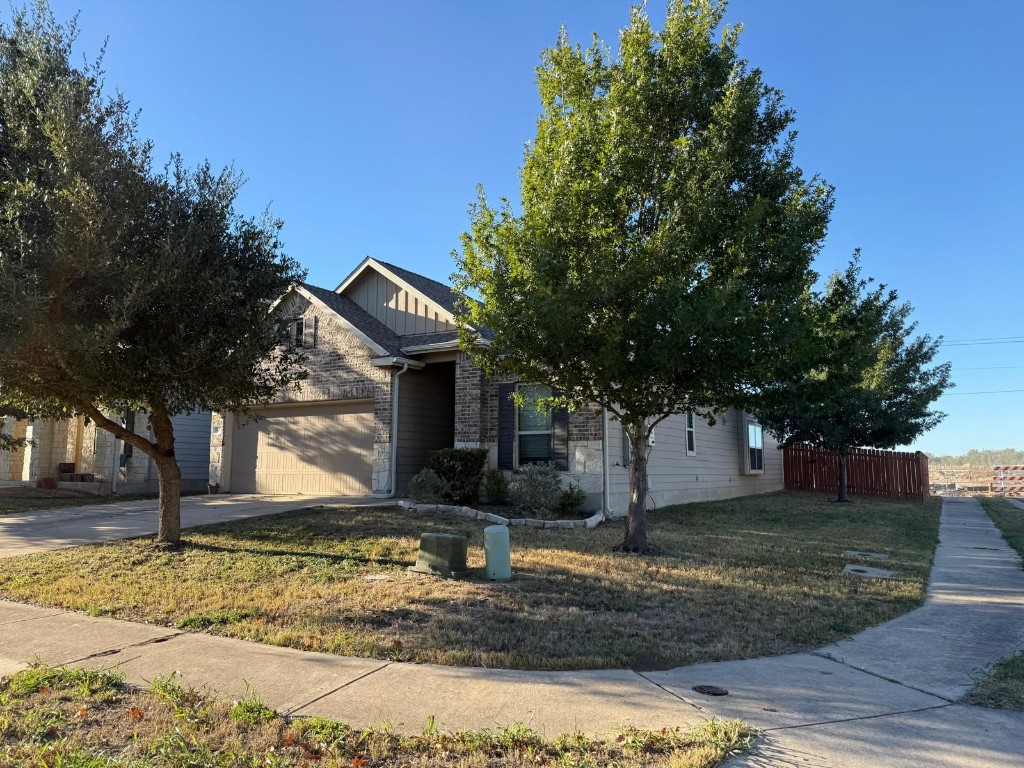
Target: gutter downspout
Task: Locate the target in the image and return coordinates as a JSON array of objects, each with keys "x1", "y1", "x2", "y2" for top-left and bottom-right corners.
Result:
[
  {"x1": 372, "y1": 363, "x2": 410, "y2": 499},
  {"x1": 602, "y1": 407, "x2": 611, "y2": 520}
]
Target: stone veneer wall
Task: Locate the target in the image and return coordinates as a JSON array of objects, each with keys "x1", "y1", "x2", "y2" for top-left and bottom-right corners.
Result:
[
  {"x1": 0, "y1": 419, "x2": 27, "y2": 481},
  {"x1": 211, "y1": 293, "x2": 395, "y2": 493}
]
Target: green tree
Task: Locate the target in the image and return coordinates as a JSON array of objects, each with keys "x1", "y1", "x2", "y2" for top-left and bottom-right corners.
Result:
[
  {"x1": 0, "y1": 2, "x2": 305, "y2": 543},
  {"x1": 454, "y1": 0, "x2": 833, "y2": 552},
  {"x1": 757, "y1": 256, "x2": 952, "y2": 501}
]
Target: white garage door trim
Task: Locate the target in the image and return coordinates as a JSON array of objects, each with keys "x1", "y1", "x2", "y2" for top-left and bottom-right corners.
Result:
[{"x1": 229, "y1": 400, "x2": 373, "y2": 495}]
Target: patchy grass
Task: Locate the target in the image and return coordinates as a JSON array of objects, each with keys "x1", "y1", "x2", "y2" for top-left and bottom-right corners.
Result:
[
  {"x1": 965, "y1": 496, "x2": 1024, "y2": 711},
  {"x1": 0, "y1": 663, "x2": 754, "y2": 767},
  {"x1": 0, "y1": 492, "x2": 941, "y2": 670},
  {"x1": 963, "y1": 652, "x2": 1024, "y2": 711},
  {"x1": 978, "y1": 496, "x2": 1024, "y2": 560},
  {"x1": 0, "y1": 486, "x2": 154, "y2": 516}
]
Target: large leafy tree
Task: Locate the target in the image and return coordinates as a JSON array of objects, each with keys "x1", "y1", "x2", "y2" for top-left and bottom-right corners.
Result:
[
  {"x1": 0, "y1": 3, "x2": 305, "y2": 543},
  {"x1": 757, "y1": 256, "x2": 952, "y2": 502},
  {"x1": 454, "y1": 0, "x2": 833, "y2": 552}
]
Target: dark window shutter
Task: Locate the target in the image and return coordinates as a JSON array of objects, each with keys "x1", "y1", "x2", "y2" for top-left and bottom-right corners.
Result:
[
  {"x1": 304, "y1": 315, "x2": 317, "y2": 349},
  {"x1": 497, "y1": 383, "x2": 515, "y2": 470},
  {"x1": 552, "y1": 406, "x2": 569, "y2": 471}
]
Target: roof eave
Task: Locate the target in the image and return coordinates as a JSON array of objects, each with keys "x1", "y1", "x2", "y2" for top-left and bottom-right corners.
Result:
[{"x1": 370, "y1": 356, "x2": 425, "y2": 369}]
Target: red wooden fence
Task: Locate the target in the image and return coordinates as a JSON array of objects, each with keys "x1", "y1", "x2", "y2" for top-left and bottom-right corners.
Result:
[{"x1": 783, "y1": 444, "x2": 930, "y2": 501}]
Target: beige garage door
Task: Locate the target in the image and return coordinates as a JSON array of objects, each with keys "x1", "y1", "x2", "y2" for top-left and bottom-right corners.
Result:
[{"x1": 230, "y1": 401, "x2": 373, "y2": 495}]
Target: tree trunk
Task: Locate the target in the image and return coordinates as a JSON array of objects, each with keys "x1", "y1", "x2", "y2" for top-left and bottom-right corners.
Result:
[
  {"x1": 154, "y1": 455, "x2": 182, "y2": 544},
  {"x1": 78, "y1": 400, "x2": 183, "y2": 544},
  {"x1": 622, "y1": 424, "x2": 650, "y2": 552},
  {"x1": 148, "y1": 404, "x2": 182, "y2": 545},
  {"x1": 837, "y1": 450, "x2": 851, "y2": 502}
]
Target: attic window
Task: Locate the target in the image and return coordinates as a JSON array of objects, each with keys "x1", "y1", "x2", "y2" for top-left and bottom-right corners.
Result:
[{"x1": 293, "y1": 318, "x2": 304, "y2": 348}]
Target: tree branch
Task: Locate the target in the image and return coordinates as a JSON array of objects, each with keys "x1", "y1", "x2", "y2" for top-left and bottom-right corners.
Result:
[{"x1": 77, "y1": 401, "x2": 159, "y2": 460}]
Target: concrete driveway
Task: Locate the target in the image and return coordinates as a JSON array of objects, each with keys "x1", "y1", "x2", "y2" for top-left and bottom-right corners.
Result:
[{"x1": 0, "y1": 493, "x2": 387, "y2": 557}]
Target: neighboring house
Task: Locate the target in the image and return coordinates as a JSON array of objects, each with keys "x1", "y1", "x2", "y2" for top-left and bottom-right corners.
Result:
[
  {"x1": 209, "y1": 257, "x2": 782, "y2": 514},
  {"x1": 0, "y1": 410, "x2": 211, "y2": 494}
]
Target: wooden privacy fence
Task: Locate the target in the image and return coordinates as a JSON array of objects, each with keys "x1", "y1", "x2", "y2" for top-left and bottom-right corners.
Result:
[{"x1": 783, "y1": 444, "x2": 930, "y2": 501}]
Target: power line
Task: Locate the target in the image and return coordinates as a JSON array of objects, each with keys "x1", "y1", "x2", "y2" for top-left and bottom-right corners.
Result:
[
  {"x1": 945, "y1": 388, "x2": 1024, "y2": 396},
  {"x1": 943, "y1": 335, "x2": 1024, "y2": 344},
  {"x1": 942, "y1": 339, "x2": 1024, "y2": 347},
  {"x1": 955, "y1": 365, "x2": 1024, "y2": 371}
]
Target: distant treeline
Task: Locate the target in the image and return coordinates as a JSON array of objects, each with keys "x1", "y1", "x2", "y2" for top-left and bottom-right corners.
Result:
[{"x1": 928, "y1": 449, "x2": 1024, "y2": 467}]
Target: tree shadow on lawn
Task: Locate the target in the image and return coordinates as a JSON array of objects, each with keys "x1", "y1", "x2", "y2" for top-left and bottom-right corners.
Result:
[{"x1": 179, "y1": 540, "x2": 411, "y2": 571}]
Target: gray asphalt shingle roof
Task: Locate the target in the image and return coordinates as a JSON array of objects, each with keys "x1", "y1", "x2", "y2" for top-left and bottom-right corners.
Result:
[{"x1": 300, "y1": 283, "x2": 405, "y2": 357}]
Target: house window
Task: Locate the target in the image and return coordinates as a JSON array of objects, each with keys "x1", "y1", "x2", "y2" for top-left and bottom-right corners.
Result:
[
  {"x1": 516, "y1": 383, "x2": 552, "y2": 465},
  {"x1": 685, "y1": 412, "x2": 696, "y2": 456},
  {"x1": 293, "y1": 318, "x2": 305, "y2": 348},
  {"x1": 748, "y1": 422, "x2": 764, "y2": 472}
]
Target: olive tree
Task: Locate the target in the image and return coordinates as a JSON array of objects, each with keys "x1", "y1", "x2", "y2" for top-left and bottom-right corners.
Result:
[{"x1": 0, "y1": 3, "x2": 305, "y2": 543}]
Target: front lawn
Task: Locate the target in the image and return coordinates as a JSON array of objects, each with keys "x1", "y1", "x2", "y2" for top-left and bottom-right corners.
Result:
[
  {"x1": 0, "y1": 664, "x2": 753, "y2": 768},
  {"x1": 0, "y1": 492, "x2": 941, "y2": 670},
  {"x1": 0, "y1": 486, "x2": 154, "y2": 516}
]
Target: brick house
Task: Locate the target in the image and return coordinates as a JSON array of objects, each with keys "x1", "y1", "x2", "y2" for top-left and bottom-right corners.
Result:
[{"x1": 208, "y1": 258, "x2": 783, "y2": 513}]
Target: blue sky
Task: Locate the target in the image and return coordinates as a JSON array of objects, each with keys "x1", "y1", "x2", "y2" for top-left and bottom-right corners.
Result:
[{"x1": 43, "y1": 0, "x2": 1024, "y2": 456}]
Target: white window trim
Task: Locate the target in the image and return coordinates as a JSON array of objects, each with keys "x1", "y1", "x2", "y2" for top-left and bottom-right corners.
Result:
[
  {"x1": 514, "y1": 383, "x2": 553, "y2": 468},
  {"x1": 743, "y1": 419, "x2": 765, "y2": 475},
  {"x1": 685, "y1": 412, "x2": 697, "y2": 456}
]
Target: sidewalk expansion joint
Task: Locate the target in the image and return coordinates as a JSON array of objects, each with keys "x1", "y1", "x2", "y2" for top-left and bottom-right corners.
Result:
[
  {"x1": 762, "y1": 702, "x2": 953, "y2": 733},
  {"x1": 810, "y1": 651, "x2": 955, "y2": 703},
  {"x1": 633, "y1": 671, "x2": 710, "y2": 716},
  {"x1": 282, "y1": 662, "x2": 392, "y2": 717},
  {"x1": 0, "y1": 611, "x2": 66, "y2": 627}
]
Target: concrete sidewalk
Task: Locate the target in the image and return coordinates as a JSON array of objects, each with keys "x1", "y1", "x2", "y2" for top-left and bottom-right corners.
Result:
[
  {"x1": 0, "y1": 493, "x2": 386, "y2": 557},
  {"x1": 1, "y1": 497, "x2": 1022, "y2": 765}
]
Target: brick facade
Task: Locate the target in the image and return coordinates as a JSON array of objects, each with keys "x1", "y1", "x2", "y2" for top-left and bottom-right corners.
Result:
[
  {"x1": 453, "y1": 353, "x2": 606, "y2": 508},
  {"x1": 213, "y1": 292, "x2": 396, "y2": 493},
  {"x1": 277, "y1": 294, "x2": 393, "y2": 442}
]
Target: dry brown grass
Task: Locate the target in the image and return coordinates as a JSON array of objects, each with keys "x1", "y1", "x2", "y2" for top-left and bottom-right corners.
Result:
[
  {"x1": 0, "y1": 486, "x2": 154, "y2": 516},
  {"x1": 0, "y1": 663, "x2": 753, "y2": 767},
  {"x1": 964, "y1": 496, "x2": 1024, "y2": 711},
  {"x1": 0, "y1": 491, "x2": 941, "y2": 670}
]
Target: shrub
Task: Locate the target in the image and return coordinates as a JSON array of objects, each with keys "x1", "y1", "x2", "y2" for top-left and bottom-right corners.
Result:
[
  {"x1": 408, "y1": 468, "x2": 450, "y2": 503},
  {"x1": 483, "y1": 468, "x2": 509, "y2": 505},
  {"x1": 428, "y1": 447, "x2": 489, "y2": 504},
  {"x1": 557, "y1": 482, "x2": 588, "y2": 516},
  {"x1": 509, "y1": 463, "x2": 562, "y2": 512}
]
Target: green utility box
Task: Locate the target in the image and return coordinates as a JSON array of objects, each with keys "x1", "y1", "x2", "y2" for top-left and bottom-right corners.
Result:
[{"x1": 408, "y1": 532, "x2": 470, "y2": 579}]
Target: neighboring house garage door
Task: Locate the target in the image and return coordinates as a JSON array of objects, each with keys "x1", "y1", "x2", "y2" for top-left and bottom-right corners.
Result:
[{"x1": 230, "y1": 401, "x2": 373, "y2": 495}]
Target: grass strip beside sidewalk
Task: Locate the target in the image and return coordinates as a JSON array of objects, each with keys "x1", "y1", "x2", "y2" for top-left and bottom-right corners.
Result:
[
  {"x1": 965, "y1": 497, "x2": 1024, "y2": 712},
  {"x1": 0, "y1": 664, "x2": 753, "y2": 768}
]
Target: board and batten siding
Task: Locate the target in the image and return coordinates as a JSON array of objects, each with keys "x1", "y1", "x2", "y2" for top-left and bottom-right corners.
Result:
[
  {"x1": 345, "y1": 269, "x2": 453, "y2": 336},
  {"x1": 395, "y1": 362, "x2": 456, "y2": 494},
  {"x1": 607, "y1": 408, "x2": 782, "y2": 513},
  {"x1": 170, "y1": 410, "x2": 212, "y2": 489}
]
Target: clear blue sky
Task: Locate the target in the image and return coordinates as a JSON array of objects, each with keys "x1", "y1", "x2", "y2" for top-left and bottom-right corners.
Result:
[{"x1": 43, "y1": 0, "x2": 1024, "y2": 456}]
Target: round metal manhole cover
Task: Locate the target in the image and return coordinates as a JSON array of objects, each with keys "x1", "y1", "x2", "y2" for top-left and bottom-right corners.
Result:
[{"x1": 692, "y1": 685, "x2": 729, "y2": 696}]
